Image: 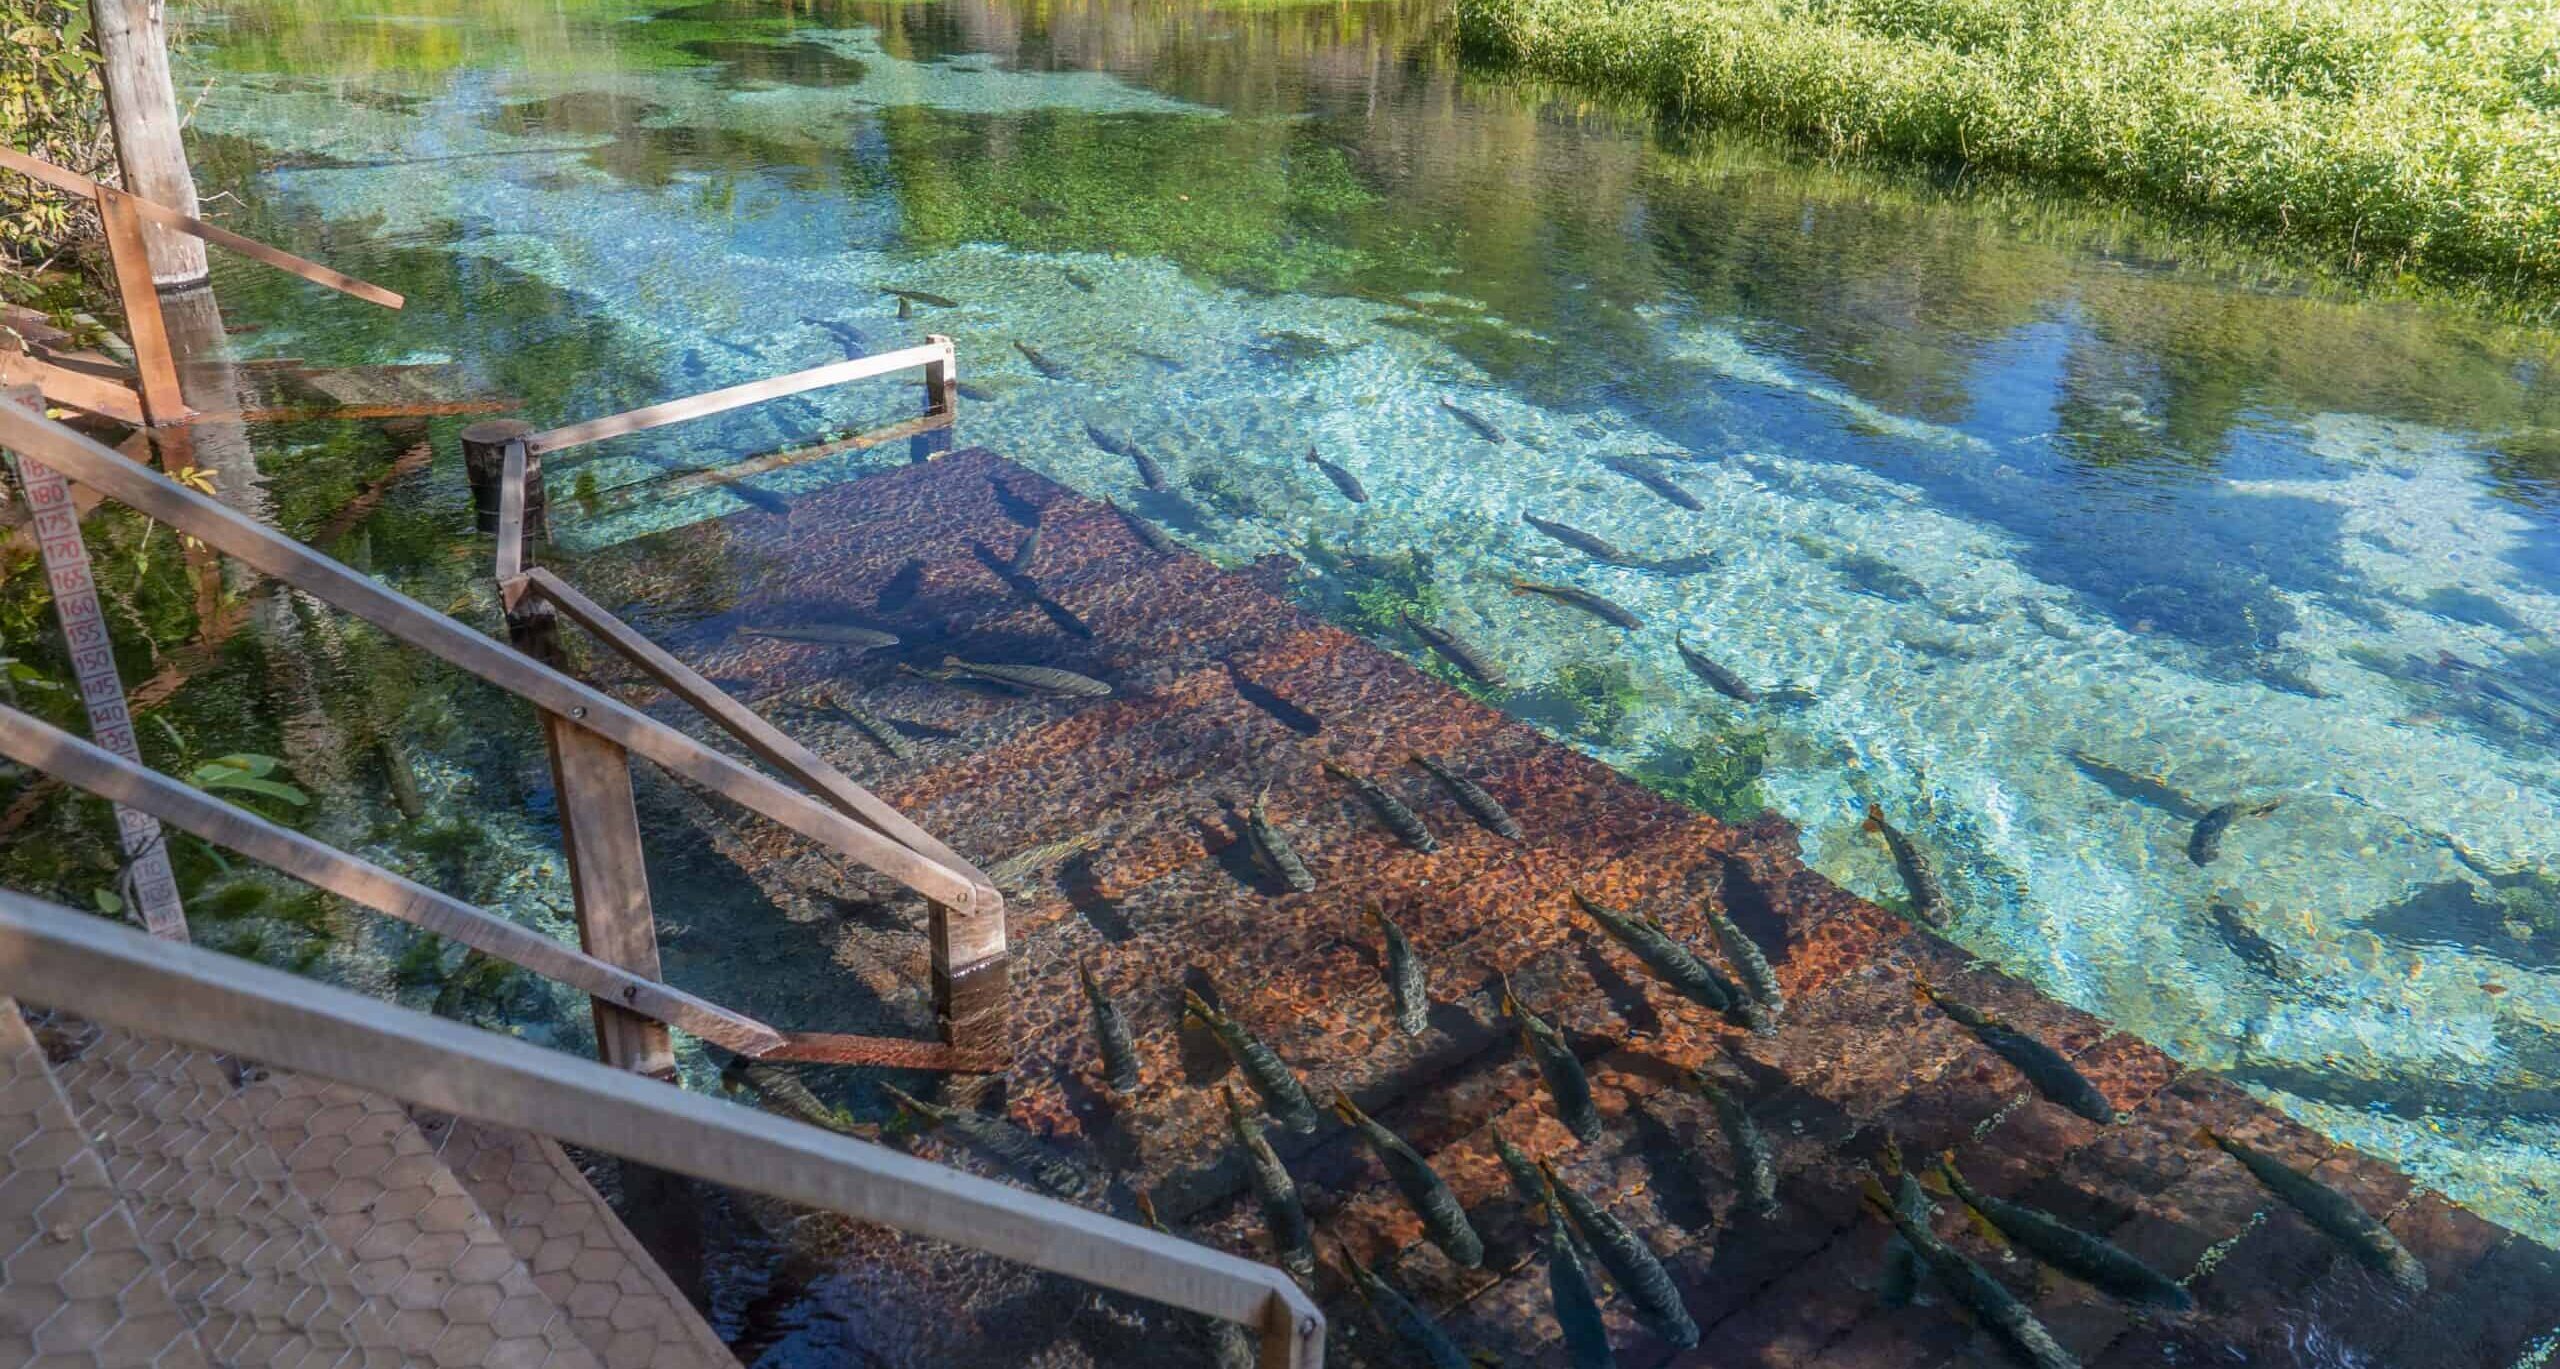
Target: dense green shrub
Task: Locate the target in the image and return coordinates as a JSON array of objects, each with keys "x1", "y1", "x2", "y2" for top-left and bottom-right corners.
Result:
[
  {"x1": 1457, "y1": 0, "x2": 2560, "y2": 306},
  {"x1": 0, "y1": 0, "x2": 105, "y2": 263}
]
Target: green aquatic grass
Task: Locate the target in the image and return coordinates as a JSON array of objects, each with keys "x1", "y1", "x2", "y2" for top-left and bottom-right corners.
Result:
[{"x1": 1457, "y1": 0, "x2": 2560, "y2": 306}]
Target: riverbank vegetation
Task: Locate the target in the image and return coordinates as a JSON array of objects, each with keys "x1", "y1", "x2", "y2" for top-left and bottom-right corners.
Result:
[
  {"x1": 1457, "y1": 0, "x2": 2560, "y2": 309},
  {"x1": 0, "y1": 0, "x2": 105, "y2": 261}
]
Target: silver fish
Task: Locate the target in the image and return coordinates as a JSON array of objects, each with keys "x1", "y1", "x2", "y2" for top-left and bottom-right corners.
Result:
[
  {"x1": 1410, "y1": 753, "x2": 1525, "y2": 842},
  {"x1": 935, "y1": 656, "x2": 1113, "y2": 697},
  {"x1": 1523, "y1": 513, "x2": 1631, "y2": 564},
  {"x1": 1222, "y1": 1084, "x2": 1315, "y2": 1280},
  {"x1": 1862, "y1": 1178, "x2": 2078, "y2": 1369},
  {"x1": 1440, "y1": 395, "x2": 1505, "y2": 443},
  {"x1": 1334, "y1": 1091, "x2": 1484, "y2": 1268},
  {"x1": 1305, "y1": 448, "x2": 1369, "y2": 502},
  {"x1": 1185, "y1": 989, "x2": 1318, "y2": 1133},
  {"x1": 985, "y1": 831, "x2": 1101, "y2": 891},
  {"x1": 1675, "y1": 632, "x2": 1760, "y2": 704},
  {"x1": 1367, "y1": 904, "x2": 1431, "y2": 1034},
  {"x1": 1863, "y1": 804, "x2": 1948, "y2": 927},
  {"x1": 1107, "y1": 498, "x2": 1182, "y2": 556},
  {"x1": 1510, "y1": 579, "x2": 1642, "y2": 630},
  {"x1": 1688, "y1": 1069, "x2": 1779, "y2": 1218},
  {"x1": 1542, "y1": 1161, "x2": 1696, "y2": 1347},
  {"x1": 2202, "y1": 1128, "x2": 2424, "y2": 1292},
  {"x1": 1342, "y1": 1246, "x2": 1474, "y2": 1368},
  {"x1": 1544, "y1": 1187, "x2": 1620, "y2": 1369},
  {"x1": 1601, "y1": 454, "x2": 1703, "y2": 511},
  {"x1": 1936, "y1": 1154, "x2": 2190, "y2": 1309},
  {"x1": 1703, "y1": 900, "x2": 1783, "y2": 1015},
  {"x1": 822, "y1": 690, "x2": 919, "y2": 762},
  {"x1": 739, "y1": 623, "x2": 900, "y2": 649},
  {"x1": 1014, "y1": 339, "x2": 1074, "y2": 380}
]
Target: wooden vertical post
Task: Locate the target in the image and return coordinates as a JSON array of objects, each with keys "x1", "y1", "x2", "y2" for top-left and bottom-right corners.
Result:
[
  {"x1": 93, "y1": 189, "x2": 187, "y2": 425},
  {"x1": 929, "y1": 902, "x2": 1007, "y2": 1067},
  {"x1": 468, "y1": 425, "x2": 671, "y2": 1078},
  {"x1": 89, "y1": 0, "x2": 209, "y2": 287},
  {"x1": 923, "y1": 334, "x2": 957, "y2": 416},
  {"x1": 548, "y1": 721, "x2": 676, "y2": 1079},
  {"x1": 461, "y1": 418, "x2": 538, "y2": 535}
]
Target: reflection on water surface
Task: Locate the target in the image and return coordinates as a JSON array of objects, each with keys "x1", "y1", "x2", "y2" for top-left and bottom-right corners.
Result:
[{"x1": 139, "y1": 0, "x2": 2560, "y2": 1256}]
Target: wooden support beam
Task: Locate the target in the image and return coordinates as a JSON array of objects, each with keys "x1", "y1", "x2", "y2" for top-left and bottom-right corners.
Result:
[
  {"x1": 92, "y1": 188, "x2": 187, "y2": 424},
  {"x1": 0, "y1": 703, "x2": 787, "y2": 1055},
  {"x1": 0, "y1": 402, "x2": 998, "y2": 921},
  {"x1": 0, "y1": 146, "x2": 402, "y2": 308},
  {"x1": 524, "y1": 341, "x2": 956, "y2": 455},
  {"x1": 0, "y1": 345, "x2": 145, "y2": 426},
  {"x1": 923, "y1": 333, "x2": 958, "y2": 416},
  {"x1": 0, "y1": 891, "x2": 1326, "y2": 1368},
  {"x1": 546, "y1": 724, "x2": 677, "y2": 1079}
]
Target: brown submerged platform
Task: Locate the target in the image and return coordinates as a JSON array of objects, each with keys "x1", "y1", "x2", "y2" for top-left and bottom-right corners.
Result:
[{"x1": 575, "y1": 448, "x2": 2560, "y2": 1368}]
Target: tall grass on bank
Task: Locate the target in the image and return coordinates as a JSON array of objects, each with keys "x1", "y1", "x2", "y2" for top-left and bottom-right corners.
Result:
[{"x1": 1457, "y1": 0, "x2": 2560, "y2": 308}]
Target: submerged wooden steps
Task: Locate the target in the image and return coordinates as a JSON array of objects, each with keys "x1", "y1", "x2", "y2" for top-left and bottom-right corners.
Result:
[{"x1": 582, "y1": 448, "x2": 2560, "y2": 1368}]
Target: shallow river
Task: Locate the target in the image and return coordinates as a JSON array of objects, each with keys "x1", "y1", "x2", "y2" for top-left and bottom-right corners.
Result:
[{"x1": 169, "y1": 0, "x2": 2560, "y2": 1247}]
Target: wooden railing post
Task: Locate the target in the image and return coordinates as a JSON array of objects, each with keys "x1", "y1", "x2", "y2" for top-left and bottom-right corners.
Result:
[
  {"x1": 91, "y1": 188, "x2": 187, "y2": 425},
  {"x1": 923, "y1": 334, "x2": 958, "y2": 417},
  {"x1": 930, "y1": 901, "x2": 1008, "y2": 1067},
  {"x1": 461, "y1": 418, "x2": 537, "y2": 535},
  {"x1": 547, "y1": 723, "x2": 677, "y2": 1079}
]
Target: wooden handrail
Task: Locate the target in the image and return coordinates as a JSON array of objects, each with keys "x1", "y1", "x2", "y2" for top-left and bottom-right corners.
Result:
[
  {"x1": 0, "y1": 145, "x2": 404, "y2": 309},
  {"x1": 0, "y1": 891, "x2": 1325, "y2": 1367},
  {"x1": 515, "y1": 567, "x2": 985, "y2": 884},
  {"x1": 0, "y1": 402, "x2": 1002, "y2": 929},
  {"x1": 0, "y1": 703, "x2": 788, "y2": 1055},
  {"x1": 526, "y1": 338, "x2": 956, "y2": 455}
]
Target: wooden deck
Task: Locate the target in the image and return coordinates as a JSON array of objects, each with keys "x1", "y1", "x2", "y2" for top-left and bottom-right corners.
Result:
[{"x1": 577, "y1": 448, "x2": 2560, "y2": 1368}]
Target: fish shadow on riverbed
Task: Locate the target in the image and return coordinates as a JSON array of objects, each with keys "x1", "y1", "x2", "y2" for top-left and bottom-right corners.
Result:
[
  {"x1": 1625, "y1": 1103, "x2": 1718, "y2": 1232},
  {"x1": 1224, "y1": 663, "x2": 1322, "y2": 736},
  {"x1": 1714, "y1": 854, "x2": 1799, "y2": 970},
  {"x1": 1176, "y1": 967, "x2": 1231, "y2": 1085},
  {"x1": 1195, "y1": 811, "x2": 1288, "y2": 897},
  {"x1": 1055, "y1": 1070, "x2": 1144, "y2": 1172},
  {"x1": 1569, "y1": 931, "x2": 1664, "y2": 1038},
  {"x1": 874, "y1": 557, "x2": 925, "y2": 613},
  {"x1": 1059, "y1": 851, "x2": 1133, "y2": 942},
  {"x1": 987, "y1": 476, "x2": 1046, "y2": 528},
  {"x1": 968, "y1": 542, "x2": 1096, "y2": 640}
]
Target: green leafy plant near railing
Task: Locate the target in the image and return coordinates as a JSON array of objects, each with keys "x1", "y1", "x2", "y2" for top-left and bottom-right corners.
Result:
[
  {"x1": 0, "y1": 0, "x2": 105, "y2": 263},
  {"x1": 1456, "y1": 0, "x2": 2560, "y2": 311}
]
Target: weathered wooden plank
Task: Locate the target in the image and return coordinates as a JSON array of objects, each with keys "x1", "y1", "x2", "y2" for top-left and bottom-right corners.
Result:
[
  {"x1": 545, "y1": 724, "x2": 678, "y2": 1078},
  {"x1": 0, "y1": 890, "x2": 1325, "y2": 1368},
  {"x1": 0, "y1": 346, "x2": 146, "y2": 425},
  {"x1": 0, "y1": 402, "x2": 998, "y2": 921},
  {"x1": 93, "y1": 188, "x2": 187, "y2": 423},
  {"x1": 0, "y1": 702, "x2": 787, "y2": 1056},
  {"x1": 523, "y1": 339, "x2": 957, "y2": 455},
  {"x1": 494, "y1": 439, "x2": 528, "y2": 586}
]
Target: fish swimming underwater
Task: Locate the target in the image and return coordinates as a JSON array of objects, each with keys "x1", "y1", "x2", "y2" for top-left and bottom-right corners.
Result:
[
  {"x1": 1601, "y1": 453, "x2": 1704, "y2": 511},
  {"x1": 1340, "y1": 1246, "x2": 1473, "y2": 1368},
  {"x1": 926, "y1": 657, "x2": 1114, "y2": 697},
  {"x1": 1334, "y1": 1092, "x2": 1484, "y2": 1267},
  {"x1": 1108, "y1": 498, "x2": 1182, "y2": 556},
  {"x1": 882, "y1": 1084, "x2": 1098, "y2": 1201},
  {"x1": 1367, "y1": 904, "x2": 1432, "y2": 1034},
  {"x1": 1326, "y1": 761, "x2": 1438, "y2": 854},
  {"x1": 1014, "y1": 340, "x2": 1074, "y2": 380},
  {"x1": 2200, "y1": 1128, "x2": 2425, "y2": 1292},
  {"x1": 1400, "y1": 613, "x2": 1507, "y2": 689},
  {"x1": 1523, "y1": 514, "x2": 1632, "y2": 565},
  {"x1": 821, "y1": 690, "x2": 919, "y2": 763},
  {"x1": 738, "y1": 623, "x2": 900, "y2": 649},
  {"x1": 1914, "y1": 980, "x2": 2115, "y2": 1125},
  {"x1": 1440, "y1": 396, "x2": 1505, "y2": 443},
  {"x1": 1410, "y1": 753, "x2": 1526, "y2": 842},
  {"x1": 1688, "y1": 1069, "x2": 1780, "y2": 1217},
  {"x1": 1240, "y1": 787, "x2": 1317, "y2": 894},
  {"x1": 1675, "y1": 632, "x2": 1760, "y2": 704},
  {"x1": 1933, "y1": 1155, "x2": 2190, "y2": 1309},
  {"x1": 1222, "y1": 1084, "x2": 1315, "y2": 1280},
  {"x1": 1860, "y1": 1178, "x2": 2079, "y2": 1369},
  {"x1": 1305, "y1": 448, "x2": 1369, "y2": 503},
  {"x1": 1510, "y1": 580, "x2": 1643, "y2": 630},
  {"x1": 881, "y1": 286, "x2": 958, "y2": 309},
  {"x1": 1079, "y1": 959, "x2": 1142, "y2": 1093},
  {"x1": 2188, "y1": 798, "x2": 2280, "y2": 866},
  {"x1": 1863, "y1": 804, "x2": 1948, "y2": 927},
  {"x1": 1505, "y1": 980, "x2": 1602, "y2": 1142},
  {"x1": 1184, "y1": 989, "x2": 1319, "y2": 1133},
  {"x1": 1542, "y1": 1161, "x2": 1697, "y2": 1347},
  {"x1": 1544, "y1": 1186, "x2": 1619, "y2": 1369}
]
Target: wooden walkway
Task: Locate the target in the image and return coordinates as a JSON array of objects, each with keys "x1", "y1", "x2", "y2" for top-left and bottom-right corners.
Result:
[{"x1": 579, "y1": 448, "x2": 2560, "y2": 1368}]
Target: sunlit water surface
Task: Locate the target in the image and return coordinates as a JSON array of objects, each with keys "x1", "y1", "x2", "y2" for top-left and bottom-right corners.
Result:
[{"x1": 170, "y1": 0, "x2": 2560, "y2": 1254}]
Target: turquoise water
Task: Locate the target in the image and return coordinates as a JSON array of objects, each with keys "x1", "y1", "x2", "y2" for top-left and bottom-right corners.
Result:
[{"x1": 168, "y1": 0, "x2": 2560, "y2": 1245}]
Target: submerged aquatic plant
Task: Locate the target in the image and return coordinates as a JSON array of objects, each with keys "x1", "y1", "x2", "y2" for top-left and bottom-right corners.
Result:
[
  {"x1": 1539, "y1": 658, "x2": 1641, "y2": 745},
  {"x1": 1632, "y1": 727, "x2": 1772, "y2": 824}
]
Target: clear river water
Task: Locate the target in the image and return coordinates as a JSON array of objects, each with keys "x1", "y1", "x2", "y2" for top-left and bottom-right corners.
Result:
[{"x1": 150, "y1": 0, "x2": 2560, "y2": 1254}]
